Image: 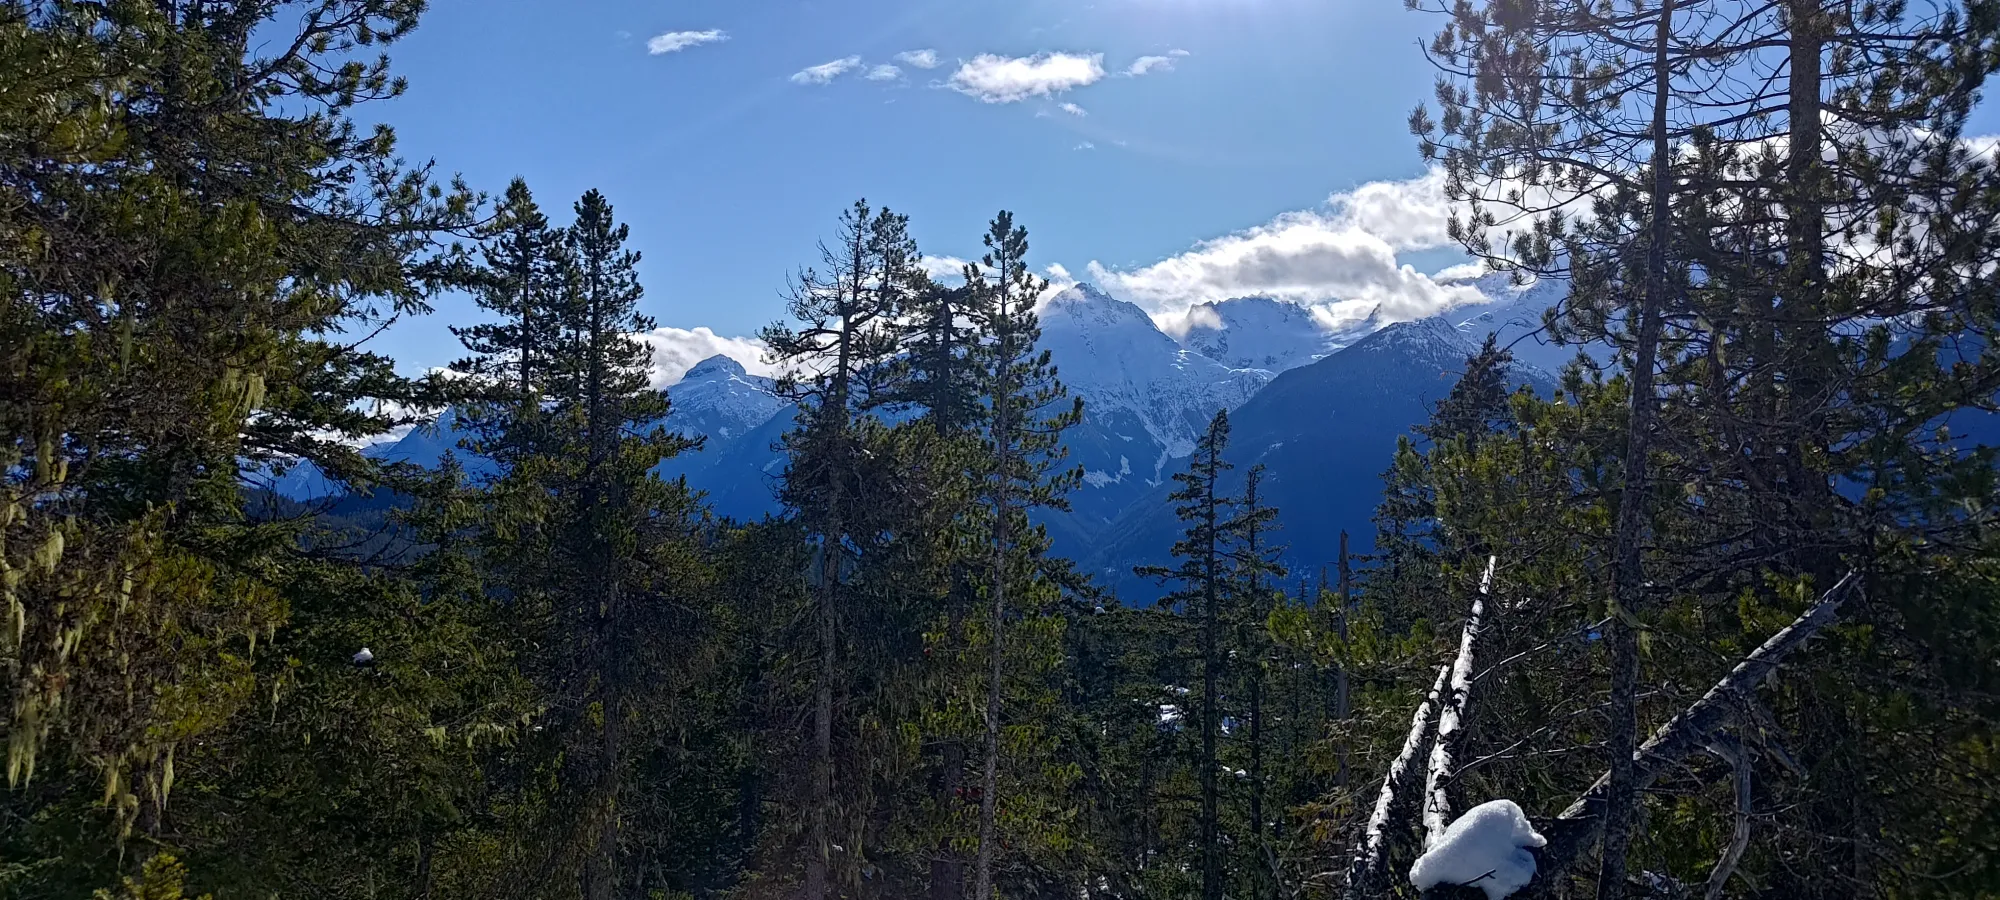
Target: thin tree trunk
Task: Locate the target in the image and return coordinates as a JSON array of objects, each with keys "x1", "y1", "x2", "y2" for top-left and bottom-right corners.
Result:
[
  {"x1": 809, "y1": 317, "x2": 856, "y2": 900},
  {"x1": 933, "y1": 740, "x2": 967, "y2": 900},
  {"x1": 1200, "y1": 462, "x2": 1222, "y2": 900},
  {"x1": 1345, "y1": 664, "x2": 1452, "y2": 900},
  {"x1": 1250, "y1": 667, "x2": 1267, "y2": 900},
  {"x1": 1598, "y1": 2, "x2": 1675, "y2": 894},
  {"x1": 1703, "y1": 738, "x2": 1752, "y2": 900},
  {"x1": 975, "y1": 315, "x2": 1013, "y2": 900},
  {"x1": 1421, "y1": 557, "x2": 1495, "y2": 846},
  {"x1": 808, "y1": 532, "x2": 839, "y2": 900},
  {"x1": 1336, "y1": 534, "x2": 1352, "y2": 790}
]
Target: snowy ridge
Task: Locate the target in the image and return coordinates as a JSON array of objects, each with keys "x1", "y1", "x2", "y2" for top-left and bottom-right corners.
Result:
[
  {"x1": 1039, "y1": 284, "x2": 1270, "y2": 462},
  {"x1": 1441, "y1": 272, "x2": 1583, "y2": 375}
]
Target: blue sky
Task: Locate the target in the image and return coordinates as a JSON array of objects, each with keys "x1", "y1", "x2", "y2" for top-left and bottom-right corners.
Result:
[
  {"x1": 358, "y1": 0, "x2": 2000, "y2": 384},
  {"x1": 357, "y1": 0, "x2": 1464, "y2": 379}
]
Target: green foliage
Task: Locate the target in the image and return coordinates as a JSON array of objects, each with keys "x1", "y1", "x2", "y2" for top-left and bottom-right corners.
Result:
[{"x1": 7, "y1": 1, "x2": 1999, "y2": 897}]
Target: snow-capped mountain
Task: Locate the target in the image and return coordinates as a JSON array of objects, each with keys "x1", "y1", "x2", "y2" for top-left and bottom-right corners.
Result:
[
  {"x1": 1041, "y1": 284, "x2": 1271, "y2": 462},
  {"x1": 262, "y1": 359, "x2": 787, "y2": 502},
  {"x1": 1035, "y1": 284, "x2": 1275, "y2": 553},
  {"x1": 257, "y1": 272, "x2": 1588, "y2": 602},
  {"x1": 1172, "y1": 295, "x2": 1376, "y2": 373},
  {"x1": 1443, "y1": 272, "x2": 1583, "y2": 374},
  {"x1": 662, "y1": 355, "x2": 785, "y2": 442},
  {"x1": 1086, "y1": 310, "x2": 1560, "y2": 599}
]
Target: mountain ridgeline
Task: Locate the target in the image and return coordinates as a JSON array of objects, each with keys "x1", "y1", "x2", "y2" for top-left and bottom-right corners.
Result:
[{"x1": 271, "y1": 276, "x2": 1572, "y2": 594}]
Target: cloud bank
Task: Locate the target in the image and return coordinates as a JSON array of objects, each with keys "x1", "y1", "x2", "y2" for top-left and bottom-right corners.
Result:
[{"x1": 1088, "y1": 167, "x2": 1489, "y2": 328}]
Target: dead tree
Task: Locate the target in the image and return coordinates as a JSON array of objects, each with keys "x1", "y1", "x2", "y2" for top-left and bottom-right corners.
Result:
[
  {"x1": 1342, "y1": 571, "x2": 1859, "y2": 899},
  {"x1": 1345, "y1": 557, "x2": 1497, "y2": 900},
  {"x1": 1522, "y1": 571, "x2": 1861, "y2": 896}
]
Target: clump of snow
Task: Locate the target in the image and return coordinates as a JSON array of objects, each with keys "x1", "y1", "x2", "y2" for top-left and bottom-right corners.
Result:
[{"x1": 1408, "y1": 799, "x2": 1547, "y2": 900}]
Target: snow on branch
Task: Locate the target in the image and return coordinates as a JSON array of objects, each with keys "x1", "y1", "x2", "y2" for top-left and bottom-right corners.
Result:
[
  {"x1": 1422, "y1": 555, "x2": 1496, "y2": 845},
  {"x1": 1346, "y1": 555, "x2": 1499, "y2": 900},
  {"x1": 1345, "y1": 662, "x2": 1452, "y2": 900},
  {"x1": 1525, "y1": 571, "x2": 1862, "y2": 895}
]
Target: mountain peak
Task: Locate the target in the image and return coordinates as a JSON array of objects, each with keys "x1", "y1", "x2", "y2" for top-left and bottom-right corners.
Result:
[
  {"x1": 1041, "y1": 283, "x2": 1156, "y2": 331},
  {"x1": 683, "y1": 354, "x2": 749, "y2": 381},
  {"x1": 1173, "y1": 295, "x2": 1353, "y2": 374}
]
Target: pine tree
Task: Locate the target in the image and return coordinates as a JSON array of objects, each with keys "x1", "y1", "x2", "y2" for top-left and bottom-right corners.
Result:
[
  {"x1": 454, "y1": 179, "x2": 563, "y2": 403},
  {"x1": 1226, "y1": 465, "x2": 1286, "y2": 900},
  {"x1": 763, "y1": 199, "x2": 925, "y2": 900},
  {"x1": 890, "y1": 279, "x2": 986, "y2": 434},
  {"x1": 0, "y1": 0, "x2": 474, "y2": 857},
  {"x1": 1136, "y1": 410, "x2": 1235, "y2": 900},
  {"x1": 965, "y1": 211, "x2": 1084, "y2": 900}
]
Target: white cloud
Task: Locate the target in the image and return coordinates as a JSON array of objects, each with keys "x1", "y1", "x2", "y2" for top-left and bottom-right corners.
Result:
[
  {"x1": 866, "y1": 64, "x2": 903, "y2": 81},
  {"x1": 637, "y1": 327, "x2": 774, "y2": 388},
  {"x1": 1085, "y1": 167, "x2": 1488, "y2": 324},
  {"x1": 896, "y1": 49, "x2": 942, "y2": 69},
  {"x1": 1327, "y1": 166, "x2": 1455, "y2": 253},
  {"x1": 1075, "y1": 141, "x2": 1096, "y2": 150},
  {"x1": 1059, "y1": 101, "x2": 1088, "y2": 117},
  {"x1": 1169, "y1": 48, "x2": 1191, "y2": 57},
  {"x1": 948, "y1": 52, "x2": 1105, "y2": 103},
  {"x1": 920, "y1": 255, "x2": 971, "y2": 283},
  {"x1": 1126, "y1": 55, "x2": 1176, "y2": 76},
  {"x1": 647, "y1": 29, "x2": 728, "y2": 55},
  {"x1": 791, "y1": 55, "x2": 863, "y2": 85}
]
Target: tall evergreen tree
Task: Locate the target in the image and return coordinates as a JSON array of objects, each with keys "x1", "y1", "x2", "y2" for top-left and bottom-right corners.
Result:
[
  {"x1": 0, "y1": 0, "x2": 473, "y2": 864},
  {"x1": 964, "y1": 211, "x2": 1084, "y2": 900},
  {"x1": 454, "y1": 179, "x2": 563, "y2": 401},
  {"x1": 1136, "y1": 410, "x2": 1235, "y2": 900},
  {"x1": 763, "y1": 199, "x2": 925, "y2": 900},
  {"x1": 1225, "y1": 464, "x2": 1285, "y2": 900}
]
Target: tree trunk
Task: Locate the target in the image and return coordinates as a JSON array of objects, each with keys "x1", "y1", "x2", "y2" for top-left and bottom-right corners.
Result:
[
  {"x1": 1598, "y1": 1, "x2": 1675, "y2": 894},
  {"x1": 975, "y1": 328, "x2": 1012, "y2": 900},
  {"x1": 1200, "y1": 465, "x2": 1222, "y2": 900},
  {"x1": 1336, "y1": 535, "x2": 1353, "y2": 790},
  {"x1": 808, "y1": 521, "x2": 840, "y2": 900},
  {"x1": 933, "y1": 740, "x2": 967, "y2": 900}
]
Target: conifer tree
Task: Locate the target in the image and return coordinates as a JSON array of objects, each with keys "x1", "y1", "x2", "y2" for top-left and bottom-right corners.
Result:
[
  {"x1": 454, "y1": 179, "x2": 563, "y2": 402},
  {"x1": 891, "y1": 279, "x2": 986, "y2": 434},
  {"x1": 0, "y1": 0, "x2": 473, "y2": 860},
  {"x1": 763, "y1": 199, "x2": 925, "y2": 900},
  {"x1": 1226, "y1": 464, "x2": 1286, "y2": 900},
  {"x1": 1136, "y1": 410, "x2": 1235, "y2": 900},
  {"x1": 964, "y1": 211, "x2": 1084, "y2": 900}
]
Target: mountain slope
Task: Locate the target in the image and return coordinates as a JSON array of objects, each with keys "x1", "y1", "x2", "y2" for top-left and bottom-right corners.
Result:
[
  {"x1": 1083, "y1": 313, "x2": 1557, "y2": 600},
  {"x1": 1034, "y1": 284, "x2": 1274, "y2": 555}
]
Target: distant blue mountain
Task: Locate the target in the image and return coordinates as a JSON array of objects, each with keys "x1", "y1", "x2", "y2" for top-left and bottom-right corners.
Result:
[{"x1": 1080, "y1": 314, "x2": 1560, "y2": 601}]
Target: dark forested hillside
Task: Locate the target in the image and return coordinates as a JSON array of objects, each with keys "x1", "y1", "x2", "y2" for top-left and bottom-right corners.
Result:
[{"x1": 5, "y1": 2, "x2": 2000, "y2": 900}]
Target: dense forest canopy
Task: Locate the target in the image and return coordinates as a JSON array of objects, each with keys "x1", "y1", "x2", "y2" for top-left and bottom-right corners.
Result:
[{"x1": 3, "y1": 1, "x2": 1999, "y2": 899}]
